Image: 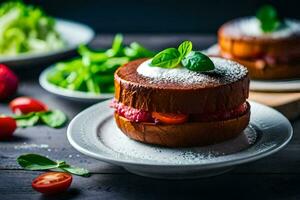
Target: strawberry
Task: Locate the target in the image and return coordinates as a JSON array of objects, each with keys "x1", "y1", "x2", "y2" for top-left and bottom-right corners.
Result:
[{"x1": 0, "y1": 64, "x2": 18, "y2": 100}]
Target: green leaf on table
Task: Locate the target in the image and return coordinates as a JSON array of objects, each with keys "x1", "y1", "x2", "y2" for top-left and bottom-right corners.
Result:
[
  {"x1": 17, "y1": 154, "x2": 59, "y2": 170},
  {"x1": 14, "y1": 113, "x2": 40, "y2": 128},
  {"x1": 178, "y1": 41, "x2": 192, "y2": 58},
  {"x1": 40, "y1": 110, "x2": 67, "y2": 128},
  {"x1": 150, "y1": 48, "x2": 181, "y2": 68},
  {"x1": 60, "y1": 166, "x2": 90, "y2": 177},
  {"x1": 17, "y1": 154, "x2": 91, "y2": 177},
  {"x1": 182, "y1": 51, "x2": 215, "y2": 72},
  {"x1": 256, "y1": 5, "x2": 281, "y2": 32}
]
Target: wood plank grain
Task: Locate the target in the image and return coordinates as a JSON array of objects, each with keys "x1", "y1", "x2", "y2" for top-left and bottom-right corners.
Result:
[
  {"x1": 0, "y1": 170, "x2": 300, "y2": 200},
  {"x1": 1, "y1": 116, "x2": 299, "y2": 174},
  {"x1": 1, "y1": 35, "x2": 300, "y2": 200},
  {"x1": 1, "y1": 75, "x2": 300, "y2": 173}
]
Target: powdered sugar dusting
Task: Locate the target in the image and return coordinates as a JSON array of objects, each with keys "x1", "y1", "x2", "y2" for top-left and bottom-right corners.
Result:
[
  {"x1": 136, "y1": 57, "x2": 247, "y2": 85},
  {"x1": 98, "y1": 117, "x2": 257, "y2": 164},
  {"x1": 14, "y1": 143, "x2": 49, "y2": 150},
  {"x1": 223, "y1": 17, "x2": 300, "y2": 38}
]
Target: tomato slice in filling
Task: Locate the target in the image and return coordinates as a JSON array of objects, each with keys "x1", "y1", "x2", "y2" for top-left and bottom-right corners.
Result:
[{"x1": 152, "y1": 112, "x2": 188, "y2": 124}]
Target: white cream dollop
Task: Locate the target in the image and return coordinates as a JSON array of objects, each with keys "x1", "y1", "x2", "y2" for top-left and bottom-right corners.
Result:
[
  {"x1": 136, "y1": 58, "x2": 247, "y2": 85},
  {"x1": 137, "y1": 60, "x2": 202, "y2": 84}
]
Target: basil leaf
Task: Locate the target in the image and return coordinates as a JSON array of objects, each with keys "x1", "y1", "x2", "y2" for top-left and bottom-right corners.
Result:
[
  {"x1": 40, "y1": 110, "x2": 67, "y2": 128},
  {"x1": 61, "y1": 166, "x2": 90, "y2": 177},
  {"x1": 15, "y1": 113, "x2": 40, "y2": 128},
  {"x1": 178, "y1": 41, "x2": 192, "y2": 58},
  {"x1": 150, "y1": 48, "x2": 181, "y2": 68},
  {"x1": 17, "y1": 154, "x2": 90, "y2": 177},
  {"x1": 17, "y1": 154, "x2": 58, "y2": 170},
  {"x1": 57, "y1": 160, "x2": 68, "y2": 167},
  {"x1": 182, "y1": 51, "x2": 215, "y2": 72},
  {"x1": 256, "y1": 5, "x2": 280, "y2": 32}
]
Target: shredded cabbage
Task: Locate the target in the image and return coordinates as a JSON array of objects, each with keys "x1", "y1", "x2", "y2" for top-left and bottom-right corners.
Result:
[{"x1": 0, "y1": 1, "x2": 65, "y2": 56}]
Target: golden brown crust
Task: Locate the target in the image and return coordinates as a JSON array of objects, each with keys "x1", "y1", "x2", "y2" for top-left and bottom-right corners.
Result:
[
  {"x1": 218, "y1": 20, "x2": 300, "y2": 60},
  {"x1": 224, "y1": 55, "x2": 300, "y2": 80},
  {"x1": 114, "y1": 108, "x2": 250, "y2": 147},
  {"x1": 114, "y1": 59, "x2": 249, "y2": 114}
]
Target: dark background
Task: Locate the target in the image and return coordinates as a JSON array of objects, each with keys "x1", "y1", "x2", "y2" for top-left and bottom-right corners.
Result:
[{"x1": 19, "y1": 0, "x2": 300, "y2": 34}]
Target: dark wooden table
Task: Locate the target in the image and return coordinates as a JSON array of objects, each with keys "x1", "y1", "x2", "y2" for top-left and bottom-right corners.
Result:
[{"x1": 1, "y1": 35, "x2": 300, "y2": 200}]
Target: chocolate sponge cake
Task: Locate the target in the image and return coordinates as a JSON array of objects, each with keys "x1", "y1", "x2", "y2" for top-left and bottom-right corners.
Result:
[
  {"x1": 112, "y1": 57, "x2": 250, "y2": 147},
  {"x1": 115, "y1": 58, "x2": 249, "y2": 114}
]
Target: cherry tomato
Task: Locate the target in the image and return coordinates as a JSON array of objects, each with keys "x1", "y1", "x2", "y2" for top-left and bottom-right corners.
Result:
[
  {"x1": 32, "y1": 172, "x2": 72, "y2": 194},
  {"x1": 9, "y1": 97, "x2": 48, "y2": 114},
  {"x1": 0, "y1": 116, "x2": 17, "y2": 140},
  {"x1": 152, "y1": 112, "x2": 188, "y2": 124}
]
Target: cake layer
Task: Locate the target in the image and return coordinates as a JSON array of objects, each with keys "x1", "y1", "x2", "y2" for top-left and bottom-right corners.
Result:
[
  {"x1": 114, "y1": 108, "x2": 250, "y2": 147},
  {"x1": 114, "y1": 58, "x2": 249, "y2": 114},
  {"x1": 224, "y1": 55, "x2": 300, "y2": 80}
]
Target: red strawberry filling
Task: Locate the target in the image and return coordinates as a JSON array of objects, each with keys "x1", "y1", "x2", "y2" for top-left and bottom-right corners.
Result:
[
  {"x1": 110, "y1": 99, "x2": 153, "y2": 122},
  {"x1": 111, "y1": 99, "x2": 249, "y2": 123},
  {"x1": 189, "y1": 102, "x2": 249, "y2": 122}
]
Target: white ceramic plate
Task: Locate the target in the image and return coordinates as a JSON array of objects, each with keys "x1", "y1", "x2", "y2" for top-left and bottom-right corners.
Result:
[
  {"x1": 0, "y1": 19, "x2": 95, "y2": 68},
  {"x1": 67, "y1": 100, "x2": 292, "y2": 179},
  {"x1": 203, "y1": 44, "x2": 300, "y2": 92},
  {"x1": 250, "y1": 79, "x2": 300, "y2": 92},
  {"x1": 39, "y1": 66, "x2": 113, "y2": 102}
]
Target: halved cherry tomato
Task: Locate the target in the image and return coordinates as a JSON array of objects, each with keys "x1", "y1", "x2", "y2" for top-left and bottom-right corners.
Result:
[
  {"x1": 9, "y1": 97, "x2": 48, "y2": 114},
  {"x1": 152, "y1": 112, "x2": 188, "y2": 124},
  {"x1": 32, "y1": 172, "x2": 72, "y2": 194},
  {"x1": 0, "y1": 116, "x2": 17, "y2": 140}
]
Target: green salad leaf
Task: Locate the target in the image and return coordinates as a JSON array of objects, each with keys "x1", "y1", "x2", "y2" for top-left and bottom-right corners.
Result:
[
  {"x1": 13, "y1": 110, "x2": 67, "y2": 128},
  {"x1": 47, "y1": 34, "x2": 155, "y2": 94},
  {"x1": 39, "y1": 110, "x2": 67, "y2": 128},
  {"x1": 14, "y1": 113, "x2": 40, "y2": 127},
  {"x1": 0, "y1": 1, "x2": 65, "y2": 56},
  {"x1": 256, "y1": 5, "x2": 281, "y2": 32}
]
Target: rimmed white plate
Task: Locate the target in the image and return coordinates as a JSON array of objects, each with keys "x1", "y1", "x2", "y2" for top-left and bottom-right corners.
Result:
[
  {"x1": 250, "y1": 79, "x2": 300, "y2": 92},
  {"x1": 204, "y1": 44, "x2": 300, "y2": 92},
  {"x1": 0, "y1": 19, "x2": 95, "y2": 68},
  {"x1": 67, "y1": 100, "x2": 292, "y2": 179},
  {"x1": 39, "y1": 66, "x2": 113, "y2": 102}
]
